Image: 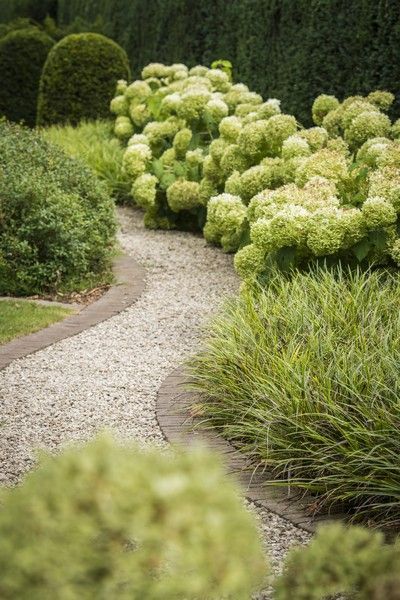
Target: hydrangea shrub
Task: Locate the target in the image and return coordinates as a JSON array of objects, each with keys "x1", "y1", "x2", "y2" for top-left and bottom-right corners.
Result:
[{"x1": 0, "y1": 435, "x2": 267, "y2": 599}]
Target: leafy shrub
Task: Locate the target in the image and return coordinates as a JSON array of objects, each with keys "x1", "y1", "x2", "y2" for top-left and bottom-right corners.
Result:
[
  {"x1": 275, "y1": 523, "x2": 400, "y2": 599},
  {"x1": 0, "y1": 27, "x2": 54, "y2": 126},
  {"x1": 42, "y1": 120, "x2": 131, "y2": 203},
  {"x1": 0, "y1": 121, "x2": 116, "y2": 295},
  {"x1": 0, "y1": 435, "x2": 266, "y2": 598},
  {"x1": 189, "y1": 267, "x2": 400, "y2": 525},
  {"x1": 37, "y1": 32, "x2": 130, "y2": 127}
]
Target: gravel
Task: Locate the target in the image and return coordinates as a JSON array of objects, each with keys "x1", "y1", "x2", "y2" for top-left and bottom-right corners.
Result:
[{"x1": 0, "y1": 205, "x2": 311, "y2": 594}]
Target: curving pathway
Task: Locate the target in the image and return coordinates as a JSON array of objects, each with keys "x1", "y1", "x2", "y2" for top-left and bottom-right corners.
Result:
[{"x1": 0, "y1": 206, "x2": 310, "y2": 590}]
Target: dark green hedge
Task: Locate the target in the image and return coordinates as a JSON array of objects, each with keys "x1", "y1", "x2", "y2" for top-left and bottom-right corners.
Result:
[
  {"x1": 37, "y1": 32, "x2": 130, "y2": 126},
  {"x1": 0, "y1": 0, "x2": 57, "y2": 23},
  {"x1": 57, "y1": 0, "x2": 400, "y2": 124},
  {"x1": 0, "y1": 28, "x2": 54, "y2": 126}
]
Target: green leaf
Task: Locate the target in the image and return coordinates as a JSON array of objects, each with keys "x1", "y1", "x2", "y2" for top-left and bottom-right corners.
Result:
[
  {"x1": 352, "y1": 238, "x2": 371, "y2": 262},
  {"x1": 160, "y1": 173, "x2": 176, "y2": 190},
  {"x1": 173, "y1": 161, "x2": 187, "y2": 177}
]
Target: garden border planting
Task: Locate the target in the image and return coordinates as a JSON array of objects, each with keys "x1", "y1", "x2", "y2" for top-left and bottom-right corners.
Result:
[
  {"x1": 0, "y1": 255, "x2": 145, "y2": 371},
  {"x1": 157, "y1": 365, "x2": 342, "y2": 534}
]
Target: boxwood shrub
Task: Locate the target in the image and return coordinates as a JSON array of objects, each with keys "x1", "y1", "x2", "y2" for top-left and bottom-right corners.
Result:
[
  {"x1": 0, "y1": 27, "x2": 54, "y2": 126},
  {"x1": 37, "y1": 32, "x2": 130, "y2": 126},
  {"x1": 0, "y1": 121, "x2": 116, "y2": 296}
]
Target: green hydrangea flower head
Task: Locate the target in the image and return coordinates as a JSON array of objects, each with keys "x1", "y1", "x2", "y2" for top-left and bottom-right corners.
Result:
[
  {"x1": 312, "y1": 94, "x2": 340, "y2": 125},
  {"x1": 160, "y1": 147, "x2": 176, "y2": 167},
  {"x1": 115, "y1": 79, "x2": 128, "y2": 95},
  {"x1": 238, "y1": 120, "x2": 268, "y2": 160},
  {"x1": 368, "y1": 167, "x2": 400, "y2": 211},
  {"x1": 306, "y1": 207, "x2": 347, "y2": 256},
  {"x1": 128, "y1": 133, "x2": 150, "y2": 147},
  {"x1": 203, "y1": 155, "x2": 224, "y2": 183},
  {"x1": 367, "y1": 90, "x2": 395, "y2": 112},
  {"x1": 295, "y1": 149, "x2": 349, "y2": 189},
  {"x1": 176, "y1": 86, "x2": 212, "y2": 121},
  {"x1": 141, "y1": 62, "x2": 171, "y2": 79},
  {"x1": 391, "y1": 119, "x2": 400, "y2": 140},
  {"x1": 256, "y1": 99, "x2": 281, "y2": 120},
  {"x1": 110, "y1": 94, "x2": 129, "y2": 116},
  {"x1": 298, "y1": 127, "x2": 329, "y2": 152},
  {"x1": 125, "y1": 80, "x2": 152, "y2": 102},
  {"x1": 114, "y1": 115, "x2": 134, "y2": 140},
  {"x1": 220, "y1": 144, "x2": 249, "y2": 177},
  {"x1": 132, "y1": 173, "x2": 158, "y2": 208},
  {"x1": 389, "y1": 238, "x2": 400, "y2": 265},
  {"x1": 189, "y1": 65, "x2": 209, "y2": 77},
  {"x1": 129, "y1": 103, "x2": 151, "y2": 128},
  {"x1": 282, "y1": 135, "x2": 311, "y2": 159},
  {"x1": 205, "y1": 68, "x2": 231, "y2": 92},
  {"x1": 199, "y1": 177, "x2": 218, "y2": 205},
  {"x1": 205, "y1": 97, "x2": 229, "y2": 122},
  {"x1": 186, "y1": 148, "x2": 204, "y2": 167},
  {"x1": 122, "y1": 143, "x2": 152, "y2": 178},
  {"x1": 204, "y1": 193, "x2": 247, "y2": 252},
  {"x1": 173, "y1": 127, "x2": 192, "y2": 159},
  {"x1": 234, "y1": 243, "x2": 265, "y2": 280},
  {"x1": 361, "y1": 196, "x2": 397, "y2": 229},
  {"x1": 209, "y1": 137, "x2": 229, "y2": 163},
  {"x1": 356, "y1": 137, "x2": 391, "y2": 167},
  {"x1": 219, "y1": 116, "x2": 243, "y2": 142},
  {"x1": 264, "y1": 114, "x2": 298, "y2": 156},
  {"x1": 344, "y1": 111, "x2": 391, "y2": 150},
  {"x1": 167, "y1": 179, "x2": 201, "y2": 211}
]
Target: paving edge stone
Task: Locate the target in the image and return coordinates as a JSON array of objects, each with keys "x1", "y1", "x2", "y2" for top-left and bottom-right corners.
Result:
[
  {"x1": 157, "y1": 365, "x2": 344, "y2": 535},
  {"x1": 0, "y1": 255, "x2": 145, "y2": 371}
]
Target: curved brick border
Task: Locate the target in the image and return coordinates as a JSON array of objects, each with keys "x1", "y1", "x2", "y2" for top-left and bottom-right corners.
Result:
[
  {"x1": 157, "y1": 365, "x2": 342, "y2": 534},
  {"x1": 0, "y1": 255, "x2": 145, "y2": 371}
]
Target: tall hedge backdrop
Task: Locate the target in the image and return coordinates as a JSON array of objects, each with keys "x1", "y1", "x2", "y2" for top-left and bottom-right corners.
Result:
[{"x1": 55, "y1": 0, "x2": 400, "y2": 124}]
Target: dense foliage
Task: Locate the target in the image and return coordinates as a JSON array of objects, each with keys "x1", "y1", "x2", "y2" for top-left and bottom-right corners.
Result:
[
  {"x1": 57, "y1": 0, "x2": 400, "y2": 124},
  {"x1": 0, "y1": 0, "x2": 57, "y2": 23},
  {"x1": 37, "y1": 32, "x2": 130, "y2": 127},
  {"x1": 0, "y1": 121, "x2": 116, "y2": 295},
  {"x1": 189, "y1": 267, "x2": 400, "y2": 525},
  {"x1": 275, "y1": 523, "x2": 400, "y2": 599},
  {"x1": 0, "y1": 435, "x2": 266, "y2": 598},
  {"x1": 43, "y1": 120, "x2": 131, "y2": 202},
  {"x1": 0, "y1": 28, "x2": 54, "y2": 126}
]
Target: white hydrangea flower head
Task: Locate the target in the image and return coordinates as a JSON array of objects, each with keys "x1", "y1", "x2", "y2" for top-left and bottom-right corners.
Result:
[
  {"x1": 205, "y1": 69, "x2": 231, "y2": 92},
  {"x1": 356, "y1": 137, "x2": 392, "y2": 167},
  {"x1": 264, "y1": 114, "x2": 298, "y2": 156},
  {"x1": 122, "y1": 143, "x2": 152, "y2": 178},
  {"x1": 176, "y1": 86, "x2": 212, "y2": 121},
  {"x1": 189, "y1": 65, "x2": 209, "y2": 77},
  {"x1": 220, "y1": 144, "x2": 249, "y2": 177},
  {"x1": 368, "y1": 167, "x2": 400, "y2": 211},
  {"x1": 295, "y1": 149, "x2": 349, "y2": 189},
  {"x1": 298, "y1": 127, "x2": 329, "y2": 152},
  {"x1": 256, "y1": 99, "x2": 281, "y2": 120},
  {"x1": 129, "y1": 103, "x2": 151, "y2": 127},
  {"x1": 115, "y1": 79, "x2": 128, "y2": 95},
  {"x1": 161, "y1": 92, "x2": 182, "y2": 114},
  {"x1": 186, "y1": 148, "x2": 204, "y2": 167}
]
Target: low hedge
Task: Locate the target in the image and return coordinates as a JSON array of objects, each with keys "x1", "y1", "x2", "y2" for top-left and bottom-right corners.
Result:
[
  {"x1": 0, "y1": 27, "x2": 54, "y2": 126},
  {"x1": 0, "y1": 121, "x2": 116, "y2": 295},
  {"x1": 37, "y1": 32, "x2": 130, "y2": 126}
]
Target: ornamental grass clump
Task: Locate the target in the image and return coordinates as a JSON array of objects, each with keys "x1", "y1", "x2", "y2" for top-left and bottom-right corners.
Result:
[
  {"x1": 189, "y1": 267, "x2": 400, "y2": 526},
  {"x1": 0, "y1": 435, "x2": 266, "y2": 599}
]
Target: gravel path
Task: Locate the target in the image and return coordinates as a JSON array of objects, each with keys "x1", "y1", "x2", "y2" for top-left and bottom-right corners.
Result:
[{"x1": 0, "y1": 205, "x2": 310, "y2": 592}]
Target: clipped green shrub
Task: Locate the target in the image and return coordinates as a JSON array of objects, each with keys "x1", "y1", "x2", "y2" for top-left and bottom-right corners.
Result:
[
  {"x1": 0, "y1": 121, "x2": 116, "y2": 296},
  {"x1": 0, "y1": 435, "x2": 267, "y2": 598},
  {"x1": 37, "y1": 32, "x2": 130, "y2": 127},
  {"x1": 275, "y1": 523, "x2": 400, "y2": 599},
  {"x1": 189, "y1": 267, "x2": 400, "y2": 525},
  {"x1": 0, "y1": 27, "x2": 54, "y2": 126},
  {"x1": 42, "y1": 120, "x2": 131, "y2": 203}
]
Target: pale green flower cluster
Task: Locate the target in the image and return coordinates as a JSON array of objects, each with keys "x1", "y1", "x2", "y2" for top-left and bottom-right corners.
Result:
[
  {"x1": 204, "y1": 193, "x2": 247, "y2": 252},
  {"x1": 111, "y1": 70, "x2": 400, "y2": 276}
]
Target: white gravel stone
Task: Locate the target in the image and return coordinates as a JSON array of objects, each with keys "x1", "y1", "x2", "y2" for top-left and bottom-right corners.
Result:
[{"x1": 0, "y1": 205, "x2": 311, "y2": 591}]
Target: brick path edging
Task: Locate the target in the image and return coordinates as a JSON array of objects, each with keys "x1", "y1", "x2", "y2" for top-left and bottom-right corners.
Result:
[
  {"x1": 0, "y1": 255, "x2": 145, "y2": 371},
  {"x1": 157, "y1": 365, "x2": 342, "y2": 534}
]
